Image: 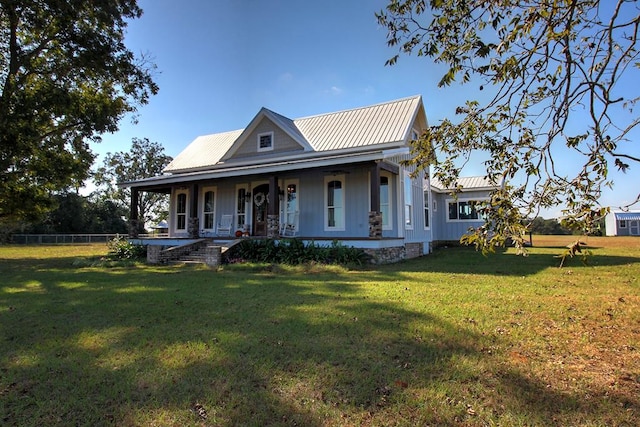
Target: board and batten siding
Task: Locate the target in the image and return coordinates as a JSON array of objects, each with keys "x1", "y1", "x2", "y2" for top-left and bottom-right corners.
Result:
[
  {"x1": 230, "y1": 117, "x2": 305, "y2": 159},
  {"x1": 431, "y1": 190, "x2": 490, "y2": 242},
  {"x1": 387, "y1": 153, "x2": 433, "y2": 251}
]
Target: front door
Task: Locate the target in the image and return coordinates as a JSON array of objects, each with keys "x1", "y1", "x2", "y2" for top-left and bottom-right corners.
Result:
[
  {"x1": 631, "y1": 220, "x2": 639, "y2": 236},
  {"x1": 252, "y1": 184, "x2": 269, "y2": 236}
]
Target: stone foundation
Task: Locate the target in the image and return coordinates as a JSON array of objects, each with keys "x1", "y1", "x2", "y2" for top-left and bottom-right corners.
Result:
[
  {"x1": 364, "y1": 242, "x2": 425, "y2": 264},
  {"x1": 204, "y1": 246, "x2": 222, "y2": 267},
  {"x1": 405, "y1": 242, "x2": 423, "y2": 259}
]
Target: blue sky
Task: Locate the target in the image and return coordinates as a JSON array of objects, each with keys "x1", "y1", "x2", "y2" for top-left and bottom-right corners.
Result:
[{"x1": 97, "y1": 0, "x2": 639, "y2": 216}]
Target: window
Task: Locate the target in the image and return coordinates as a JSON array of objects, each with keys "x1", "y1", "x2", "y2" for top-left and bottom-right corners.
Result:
[
  {"x1": 285, "y1": 181, "x2": 298, "y2": 229},
  {"x1": 257, "y1": 132, "x2": 274, "y2": 152},
  {"x1": 202, "y1": 188, "x2": 216, "y2": 230},
  {"x1": 424, "y1": 192, "x2": 430, "y2": 228},
  {"x1": 175, "y1": 191, "x2": 188, "y2": 231},
  {"x1": 620, "y1": 220, "x2": 627, "y2": 228},
  {"x1": 380, "y1": 175, "x2": 391, "y2": 230},
  {"x1": 236, "y1": 186, "x2": 248, "y2": 230},
  {"x1": 325, "y1": 176, "x2": 345, "y2": 230},
  {"x1": 404, "y1": 171, "x2": 413, "y2": 229},
  {"x1": 447, "y1": 199, "x2": 487, "y2": 221}
]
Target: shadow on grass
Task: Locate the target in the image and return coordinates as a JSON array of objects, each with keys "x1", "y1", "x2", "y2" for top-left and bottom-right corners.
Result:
[
  {"x1": 0, "y1": 254, "x2": 637, "y2": 425},
  {"x1": 381, "y1": 246, "x2": 640, "y2": 277}
]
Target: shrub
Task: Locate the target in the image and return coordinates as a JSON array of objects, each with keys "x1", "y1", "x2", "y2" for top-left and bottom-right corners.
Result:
[
  {"x1": 228, "y1": 239, "x2": 368, "y2": 266},
  {"x1": 107, "y1": 235, "x2": 147, "y2": 260}
]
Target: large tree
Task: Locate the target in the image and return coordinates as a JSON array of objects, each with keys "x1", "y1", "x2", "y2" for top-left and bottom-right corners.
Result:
[
  {"x1": 0, "y1": 0, "x2": 158, "y2": 227},
  {"x1": 93, "y1": 137, "x2": 172, "y2": 230},
  {"x1": 377, "y1": 0, "x2": 639, "y2": 252}
]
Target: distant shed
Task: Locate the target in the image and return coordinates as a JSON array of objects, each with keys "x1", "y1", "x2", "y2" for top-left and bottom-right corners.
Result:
[{"x1": 605, "y1": 211, "x2": 640, "y2": 236}]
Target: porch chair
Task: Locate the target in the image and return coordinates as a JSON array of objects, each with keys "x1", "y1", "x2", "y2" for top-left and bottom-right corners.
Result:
[
  {"x1": 216, "y1": 214, "x2": 233, "y2": 237},
  {"x1": 280, "y1": 211, "x2": 299, "y2": 237}
]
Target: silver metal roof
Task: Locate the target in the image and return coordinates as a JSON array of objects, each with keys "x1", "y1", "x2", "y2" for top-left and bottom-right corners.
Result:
[
  {"x1": 164, "y1": 129, "x2": 242, "y2": 172},
  {"x1": 614, "y1": 212, "x2": 640, "y2": 221},
  {"x1": 164, "y1": 96, "x2": 423, "y2": 173},
  {"x1": 430, "y1": 176, "x2": 503, "y2": 192}
]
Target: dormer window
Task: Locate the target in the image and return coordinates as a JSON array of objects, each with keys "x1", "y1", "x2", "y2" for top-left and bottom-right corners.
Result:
[{"x1": 257, "y1": 132, "x2": 274, "y2": 152}]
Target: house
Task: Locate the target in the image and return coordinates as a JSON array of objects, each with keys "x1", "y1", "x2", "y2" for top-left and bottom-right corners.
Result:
[
  {"x1": 427, "y1": 176, "x2": 503, "y2": 244},
  {"x1": 122, "y1": 95, "x2": 500, "y2": 263},
  {"x1": 605, "y1": 211, "x2": 640, "y2": 236}
]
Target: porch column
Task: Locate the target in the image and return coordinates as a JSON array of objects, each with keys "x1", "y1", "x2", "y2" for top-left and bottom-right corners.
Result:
[
  {"x1": 369, "y1": 163, "x2": 382, "y2": 239},
  {"x1": 188, "y1": 183, "x2": 199, "y2": 238},
  {"x1": 267, "y1": 175, "x2": 279, "y2": 238},
  {"x1": 129, "y1": 188, "x2": 140, "y2": 238}
]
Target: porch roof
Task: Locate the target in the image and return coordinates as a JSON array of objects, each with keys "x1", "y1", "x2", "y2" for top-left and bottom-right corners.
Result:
[{"x1": 122, "y1": 146, "x2": 410, "y2": 190}]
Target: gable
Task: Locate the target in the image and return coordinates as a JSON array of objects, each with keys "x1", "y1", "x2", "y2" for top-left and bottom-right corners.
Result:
[{"x1": 225, "y1": 116, "x2": 306, "y2": 160}]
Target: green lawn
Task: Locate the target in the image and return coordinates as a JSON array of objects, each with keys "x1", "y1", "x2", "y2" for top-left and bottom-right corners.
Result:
[{"x1": 1, "y1": 238, "x2": 639, "y2": 426}]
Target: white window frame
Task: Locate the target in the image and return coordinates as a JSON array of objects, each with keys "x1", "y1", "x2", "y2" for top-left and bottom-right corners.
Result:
[
  {"x1": 423, "y1": 190, "x2": 430, "y2": 230},
  {"x1": 173, "y1": 189, "x2": 189, "y2": 233},
  {"x1": 283, "y1": 179, "x2": 299, "y2": 232},
  {"x1": 257, "y1": 131, "x2": 274, "y2": 152},
  {"x1": 446, "y1": 198, "x2": 489, "y2": 222},
  {"x1": 380, "y1": 172, "x2": 392, "y2": 231},
  {"x1": 619, "y1": 219, "x2": 627, "y2": 228},
  {"x1": 404, "y1": 171, "x2": 413, "y2": 230},
  {"x1": 325, "y1": 175, "x2": 345, "y2": 231},
  {"x1": 200, "y1": 186, "x2": 217, "y2": 233},
  {"x1": 236, "y1": 184, "x2": 250, "y2": 231}
]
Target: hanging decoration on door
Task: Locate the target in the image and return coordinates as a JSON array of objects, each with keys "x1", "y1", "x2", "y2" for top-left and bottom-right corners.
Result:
[{"x1": 254, "y1": 192, "x2": 268, "y2": 207}]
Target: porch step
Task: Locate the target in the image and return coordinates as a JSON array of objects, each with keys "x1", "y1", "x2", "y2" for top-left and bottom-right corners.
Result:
[{"x1": 175, "y1": 241, "x2": 240, "y2": 264}]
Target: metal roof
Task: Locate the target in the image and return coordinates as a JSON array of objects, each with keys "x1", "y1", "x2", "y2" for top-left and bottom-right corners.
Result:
[
  {"x1": 430, "y1": 176, "x2": 503, "y2": 192},
  {"x1": 295, "y1": 95, "x2": 421, "y2": 151},
  {"x1": 164, "y1": 96, "x2": 423, "y2": 173},
  {"x1": 614, "y1": 212, "x2": 640, "y2": 221},
  {"x1": 164, "y1": 129, "x2": 242, "y2": 172}
]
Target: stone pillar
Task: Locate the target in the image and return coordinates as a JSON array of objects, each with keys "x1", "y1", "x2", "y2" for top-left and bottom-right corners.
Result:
[
  {"x1": 188, "y1": 217, "x2": 199, "y2": 238},
  {"x1": 267, "y1": 214, "x2": 279, "y2": 238},
  {"x1": 369, "y1": 211, "x2": 382, "y2": 238},
  {"x1": 205, "y1": 246, "x2": 222, "y2": 268},
  {"x1": 147, "y1": 245, "x2": 161, "y2": 264}
]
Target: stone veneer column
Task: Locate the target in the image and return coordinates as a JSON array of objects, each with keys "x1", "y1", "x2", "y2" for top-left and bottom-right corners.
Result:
[
  {"x1": 188, "y1": 217, "x2": 199, "y2": 238},
  {"x1": 368, "y1": 211, "x2": 382, "y2": 238},
  {"x1": 147, "y1": 245, "x2": 161, "y2": 264},
  {"x1": 205, "y1": 246, "x2": 222, "y2": 267},
  {"x1": 267, "y1": 214, "x2": 279, "y2": 238}
]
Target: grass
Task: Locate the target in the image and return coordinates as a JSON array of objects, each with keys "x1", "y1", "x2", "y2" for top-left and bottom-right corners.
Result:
[{"x1": 0, "y1": 237, "x2": 638, "y2": 426}]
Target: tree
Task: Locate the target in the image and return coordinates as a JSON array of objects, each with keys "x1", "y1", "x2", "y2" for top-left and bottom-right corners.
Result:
[
  {"x1": 377, "y1": 0, "x2": 639, "y2": 253},
  {"x1": 26, "y1": 192, "x2": 128, "y2": 234},
  {"x1": 0, "y1": 0, "x2": 158, "y2": 228},
  {"x1": 93, "y1": 137, "x2": 172, "y2": 231}
]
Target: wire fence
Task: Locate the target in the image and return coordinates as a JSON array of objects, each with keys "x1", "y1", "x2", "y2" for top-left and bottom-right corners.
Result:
[{"x1": 11, "y1": 234, "x2": 121, "y2": 244}]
